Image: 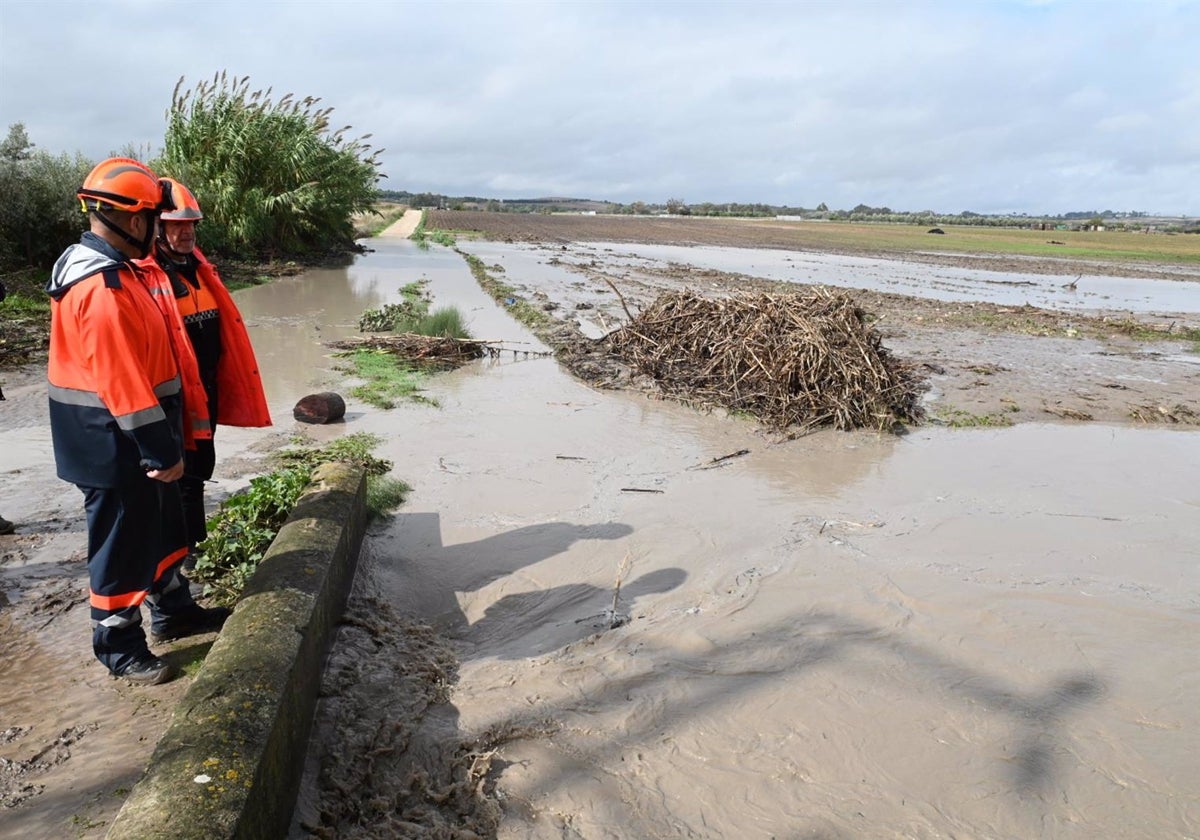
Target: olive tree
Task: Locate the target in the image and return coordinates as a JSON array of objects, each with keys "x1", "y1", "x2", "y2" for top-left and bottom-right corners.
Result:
[{"x1": 0, "y1": 123, "x2": 91, "y2": 271}]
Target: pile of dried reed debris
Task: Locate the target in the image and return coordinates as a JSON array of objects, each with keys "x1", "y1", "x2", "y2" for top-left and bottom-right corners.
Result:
[{"x1": 606, "y1": 288, "x2": 925, "y2": 432}]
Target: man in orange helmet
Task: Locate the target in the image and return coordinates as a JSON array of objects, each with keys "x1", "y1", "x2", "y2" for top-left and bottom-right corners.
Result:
[
  {"x1": 137, "y1": 179, "x2": 270, "y2": 565},
  {"x1": 46, "y1": 157, "x2": 230, "y2": 685}
]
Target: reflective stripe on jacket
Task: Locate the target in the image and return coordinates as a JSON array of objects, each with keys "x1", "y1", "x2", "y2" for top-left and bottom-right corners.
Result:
[{"x1": 47, "y1": 233, "x2": 184, "y2": 487}]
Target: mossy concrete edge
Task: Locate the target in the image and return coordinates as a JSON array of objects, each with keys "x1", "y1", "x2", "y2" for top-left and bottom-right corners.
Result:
[{"x1": 106, "y1": 462, "x2": 368, "y2": 840}]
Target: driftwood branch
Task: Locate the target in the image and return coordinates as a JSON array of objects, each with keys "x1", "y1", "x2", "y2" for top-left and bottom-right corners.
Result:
[{"x1": 602, "y1": 277, "x2": 635, "y2": 322}]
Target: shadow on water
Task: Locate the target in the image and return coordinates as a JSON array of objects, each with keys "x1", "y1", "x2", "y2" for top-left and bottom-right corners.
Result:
[
  {"x1": 471, "y1": 608, "x2": 1107, "y2": 832},
  {"x1": 299, "y1": 509, "x2": 1108, "y2": 837},
  {"x1": 378, "y1": 511, "x2": 634, "y2": 634},
  {"x1": 463, "y1": 566, "x2": 689, "y2": 659}
]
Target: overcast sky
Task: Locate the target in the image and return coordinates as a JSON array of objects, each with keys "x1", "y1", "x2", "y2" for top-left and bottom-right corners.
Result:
[{"x1": 2, "y1": 0, "x2": 1197, "y2": 216}]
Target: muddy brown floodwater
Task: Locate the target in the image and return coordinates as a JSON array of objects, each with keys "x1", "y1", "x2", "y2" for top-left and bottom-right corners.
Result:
[{"x1": 2, "y1": 218, "x2": 1198, "y2": 839}]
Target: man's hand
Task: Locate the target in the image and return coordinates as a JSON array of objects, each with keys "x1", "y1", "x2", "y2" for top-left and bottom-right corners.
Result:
[{"x1": 147, "y1": 459, "x2": 184, "y2": 482}]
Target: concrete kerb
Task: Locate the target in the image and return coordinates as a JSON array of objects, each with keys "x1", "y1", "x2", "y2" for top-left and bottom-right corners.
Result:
[{"x1": 107, "y1": 461, "x2": 368, "y2": 840}]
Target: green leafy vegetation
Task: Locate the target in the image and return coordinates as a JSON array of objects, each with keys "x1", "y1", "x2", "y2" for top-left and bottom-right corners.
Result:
[
  {"x1": 346, "y1": 281, "x2": 472, "y2": 407},
  {"x1": 158, "y1": 72, "x2": 382, "y2": 260},
  {"x1": 190, "y1": 433, "x2": 408, "y2": 605},
  {"x1": 0, "y1": 123, "x2": 90, "y2": 272},
  {"x1": 191, "y1": 467, "x2": 310, "y2": 604},
  {"x1": 358, "y1": 280, "x2": 433, "y2": 332},
  {"x1": 0, "y1": 267, "x2": 51, "y2": 362},
  {"x1": 428, "y1": 229, "x2": 456, "y2": 247},
  {"x1": 409, "y1": 213, "x2": 429, "y2": 249}
]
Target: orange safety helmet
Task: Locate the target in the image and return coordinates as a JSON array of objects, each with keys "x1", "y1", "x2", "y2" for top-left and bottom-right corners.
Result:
[
  {"x1": 159, "y1": 178, "x2": 204, "y2": 221},
  {"x1": 77, "y1": 157, "x2": 175, "y2": 214}
]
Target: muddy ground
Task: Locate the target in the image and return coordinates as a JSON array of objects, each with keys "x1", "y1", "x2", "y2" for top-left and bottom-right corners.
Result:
[
  {"x1": 428, "y1": 211, "x2": 1200, "y2": 430},
  {"x1": 1, "y1": 212, "x2": 1197, "y2": 837}
]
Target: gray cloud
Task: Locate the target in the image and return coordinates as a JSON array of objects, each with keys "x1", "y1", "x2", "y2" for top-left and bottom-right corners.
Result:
[{"x1": 1, "y1": 0, "x2": 1196, "y2": 215}]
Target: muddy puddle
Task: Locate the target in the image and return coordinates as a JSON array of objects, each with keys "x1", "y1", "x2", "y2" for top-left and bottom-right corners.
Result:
[{"x1": 2, "y1": 238, "x2": 1196, "y2": 838}]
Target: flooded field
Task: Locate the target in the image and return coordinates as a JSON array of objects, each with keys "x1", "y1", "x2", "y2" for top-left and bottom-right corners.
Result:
[
  {"x1": 290, "y1": 236, "x2": 1199, "y2": 838},
  {"x1": 2, "y1": 226, "x2": 1197, "y2": 838}
]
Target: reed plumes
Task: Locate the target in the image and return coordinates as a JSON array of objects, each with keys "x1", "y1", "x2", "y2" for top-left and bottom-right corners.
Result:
[{"x1": 160, "y1": 72, "x2": 382, "y2": 259}]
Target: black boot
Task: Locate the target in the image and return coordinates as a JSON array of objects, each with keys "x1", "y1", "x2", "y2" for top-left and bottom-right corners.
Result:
[
  {"x1": 111, "y1": 652, "x2": 176, "y2": 685},
  {"x1": 150, "y1": 605, "x2": 232, "y2": 644}
]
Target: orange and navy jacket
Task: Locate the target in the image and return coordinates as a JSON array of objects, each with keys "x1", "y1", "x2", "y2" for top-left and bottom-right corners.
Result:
[
  {"x1": 136, "y1": 246, "x2": 271, "y2": 439},
  {"x1": 46, "y1": 232, "x2": 184, "y2": 487}
]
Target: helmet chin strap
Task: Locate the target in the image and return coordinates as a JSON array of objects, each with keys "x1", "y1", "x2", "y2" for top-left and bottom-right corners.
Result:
[
  {"x1": 157, "y1": 234, "x2": 187, "y2": 261},
  {"x1": 97, "y1": 210, "x2": 156, "y2": 258}
]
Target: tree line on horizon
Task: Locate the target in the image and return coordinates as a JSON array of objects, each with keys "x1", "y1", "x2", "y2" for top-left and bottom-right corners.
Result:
[{"x1": 380, "y1": 189, "x2": 1193, "y2": 232}]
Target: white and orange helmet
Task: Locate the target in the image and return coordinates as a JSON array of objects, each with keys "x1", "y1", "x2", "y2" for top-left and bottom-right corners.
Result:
[{"x1": 159, "y1": 178, "x2": 203, "y2": 221}]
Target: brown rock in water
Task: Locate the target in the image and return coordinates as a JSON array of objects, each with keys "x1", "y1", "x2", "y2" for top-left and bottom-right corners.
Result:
[{"x1": 293, "y1": 392, "x2": 346, "y2": 424}]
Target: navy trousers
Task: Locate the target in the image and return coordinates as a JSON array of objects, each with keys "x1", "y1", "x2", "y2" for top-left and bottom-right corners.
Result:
[{"x1": 82, "y1": 478, "x2": 197, "y2": 673}]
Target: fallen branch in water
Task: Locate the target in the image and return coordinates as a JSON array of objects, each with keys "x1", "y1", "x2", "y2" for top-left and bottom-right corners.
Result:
[
  {"x1": 688, "y1": 448, "x2": 750, "y2": 470},
  {"x1": 327, "y1": 333, "x2": 492, "y2": 364}
]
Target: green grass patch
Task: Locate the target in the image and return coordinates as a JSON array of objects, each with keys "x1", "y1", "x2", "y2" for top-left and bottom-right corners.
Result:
[
  {"x1": 274, "y1": 431, "x2": 395, "y2": 474},
  {"x1": 1103, "y1": 319, "x2": 1200, "y2": 345},
  {"x1": 767, "y1": 221, "x2": 1200, "y2": 266},
  {"x1": 350, "y1": 284, "x2": 474, "y2": 407},
  {"x1": 358, "y1": 279, "x2": 471, "y2": 339},
  {"x1": 410, "y1": 214, "x2": 430, "y2": 248},
  {"x1": 413, "y1": 306, "x2": 470, "y2": 338},
  {"x1": 0, "y1": 290, "x2": 49, "y2": 317},
  {"x1": 222, "y1": 274, "x2": 272, "y2": 292},
  {"x1": 408, "y1": 213, "x2": 457, "y2": 249},
  {"x1": 191, "y1": 432, "x2": 409, "y2": 605},
  {"x1": 428, "y1": 229, "x2": 456, "y2": 247},
  {"x1": 935, "y1": 409, "x2": 1015, "y2": 428},
  {"x1": 341, "y1": 349, "x2": 436, "y2": 409},
  {"x1": 368, "y1": 476, "x2": 413, "y2": 512}
]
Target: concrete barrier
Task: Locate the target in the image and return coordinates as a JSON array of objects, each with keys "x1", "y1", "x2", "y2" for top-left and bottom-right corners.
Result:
[{"x1": 107, "y1": 462, "x2": 368, "y2": 840}]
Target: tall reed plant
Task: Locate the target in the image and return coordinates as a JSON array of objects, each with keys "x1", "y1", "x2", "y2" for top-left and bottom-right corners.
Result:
[{"x1": 159, "y1": 72, "x2": 382, "y2": 259}]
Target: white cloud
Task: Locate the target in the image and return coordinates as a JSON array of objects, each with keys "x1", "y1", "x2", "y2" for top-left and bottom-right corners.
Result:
[{"x1": 1, "y1": 0, "x2": 1197, "y2": 215}]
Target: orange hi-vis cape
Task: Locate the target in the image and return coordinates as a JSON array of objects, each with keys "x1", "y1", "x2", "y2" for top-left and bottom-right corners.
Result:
[{"x1": 137, "y1": 246, "x2": 271, "y2": 445}]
